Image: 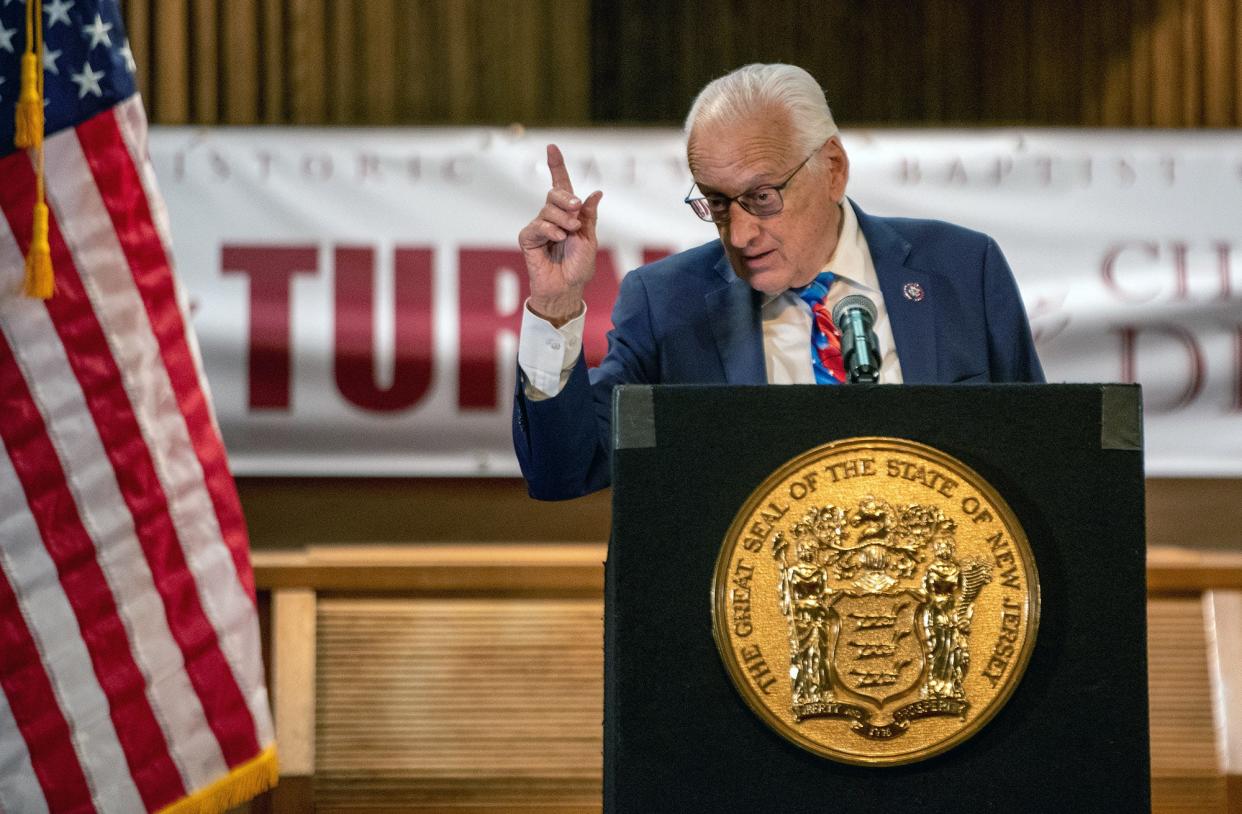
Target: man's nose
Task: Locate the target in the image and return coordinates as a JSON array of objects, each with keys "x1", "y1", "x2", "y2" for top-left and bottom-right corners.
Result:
[{"x1": 726, "y1": 203, "x2": 761, "y2": 247}]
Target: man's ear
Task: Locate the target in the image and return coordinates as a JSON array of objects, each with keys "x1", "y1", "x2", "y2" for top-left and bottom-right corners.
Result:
[{"x1": 825, "y1": 136, "x2": 850, "y2": 201}]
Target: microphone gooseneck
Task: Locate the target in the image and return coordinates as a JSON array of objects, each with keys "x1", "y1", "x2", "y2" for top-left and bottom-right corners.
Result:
[{"x1": 831, "y1": 294, "x2": 881, "y2": 384}]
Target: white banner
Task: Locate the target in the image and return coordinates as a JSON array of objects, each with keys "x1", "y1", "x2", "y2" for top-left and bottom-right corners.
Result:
[{"x1": 149, "y1": 127, "x2": 1242, "y2": 477}]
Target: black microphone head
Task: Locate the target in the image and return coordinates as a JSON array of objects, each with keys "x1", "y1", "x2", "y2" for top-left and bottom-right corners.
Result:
[{"x1": 831, "y1": 293, "x2": 877, "y2": 327}]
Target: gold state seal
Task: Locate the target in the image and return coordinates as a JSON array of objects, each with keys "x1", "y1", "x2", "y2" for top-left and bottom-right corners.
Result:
[{"x1": 711, "y1": 437, "x2": 1039, "y2": 765}]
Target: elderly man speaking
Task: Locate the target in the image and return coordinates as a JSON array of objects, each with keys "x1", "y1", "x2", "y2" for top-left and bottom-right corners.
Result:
[{"x1": 513, "y1": 63, "x2": 1044, "y2": 500}]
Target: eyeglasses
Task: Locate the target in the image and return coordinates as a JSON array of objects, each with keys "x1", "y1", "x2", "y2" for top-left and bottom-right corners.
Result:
[{"x1": 684, "y1": 144, "x2": 822, "y2": 224}]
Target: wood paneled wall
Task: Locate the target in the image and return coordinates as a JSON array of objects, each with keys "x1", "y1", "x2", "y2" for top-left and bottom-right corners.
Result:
[
  {"x1": 121, "y1": 0, "x2": 1242, "y2": 127},
  {"x1": 590, "y1": 0, "x2": 1242, "y2": 126},
  {"x1": 252, "y1": 545, "x2": 1242, "y2": 812},
  {"x1": 121, "y1": 0, "x2": 591, "y2": 125},
  {"x1": 234, "y1": 477, "x2": 1242, "y2": 553}
]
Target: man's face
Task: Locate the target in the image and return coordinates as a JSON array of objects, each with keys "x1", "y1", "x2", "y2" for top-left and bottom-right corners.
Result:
[{"x1": 687, "y1": 111, "x2": 849, "y2": 296}]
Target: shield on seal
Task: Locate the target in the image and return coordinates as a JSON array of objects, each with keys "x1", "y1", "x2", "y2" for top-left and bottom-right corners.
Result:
[{"x1": 828, "y1": 590, "x2": 925, "y2": 708}]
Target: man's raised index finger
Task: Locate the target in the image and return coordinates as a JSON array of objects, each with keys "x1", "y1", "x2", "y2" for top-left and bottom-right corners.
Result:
[{"x1": 546, "y1": 144, "x2": 575, "y2": 194}]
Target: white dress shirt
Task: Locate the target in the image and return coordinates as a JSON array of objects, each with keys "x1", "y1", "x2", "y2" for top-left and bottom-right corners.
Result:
[{"x1": 518, "y1": 200, "x2": 903, "y2": 398}]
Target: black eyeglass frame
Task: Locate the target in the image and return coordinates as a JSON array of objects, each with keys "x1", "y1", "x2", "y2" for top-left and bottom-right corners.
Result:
[{"x1": 683, "y1": 141, "x2": 826, "y2": 223}]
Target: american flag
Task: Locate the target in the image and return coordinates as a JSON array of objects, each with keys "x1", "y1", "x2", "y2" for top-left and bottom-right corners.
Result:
[{"x1": 0, "y1": 2, "x2": 276, "y2": 812}]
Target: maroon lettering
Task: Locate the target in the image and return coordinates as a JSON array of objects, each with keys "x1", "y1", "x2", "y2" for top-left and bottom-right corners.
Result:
[
  {"x1": 457, "y1": 249, "x2": 528, "y2": 409},
  {"x1": 1101, "y1": 242, "x2": 1160, "y2": 303},
  {"x1": 1035, "y1": 155, "x2": 1052, "y2": 186},
  {"x1": 946, "y1": 158, "x2": 967, "y2": 185},
  {"x1": 582, "y1": 253, "x2": 622, "y2": 367},
  {"x1": 221, "y1": 245, "x2": 318, "y2": 410},
  {"x1": 642, "y1": 247, "x2": 673, "y2": 266},
  {"x1": 1234, "y1": 323, "x2": 1242, "y2": 412},
  {"x1": 333, "y1": 246, "x2": 434, "y2": 412},
  {"x1": 442, "y1": 156, "x2": 473, "y2": 183},
  {"x1": 357, "y1": 153, "x2": 382, "y2": 181},
  {"x1": 988, "y1": 157, "x2": 1013, "y2": 186},
  {"x1": 1217, "y1": 242, "x2": 1234, "y2": 301},
  {"x1": 1115, "y1": 157, "x2": 1136, "y2": 187},
  {"x1": 1170, "y1": 241, "x2": 1190, "y2": 299},
  {"x1": 457, "y1": 248, "x2": 623, "y2": 409},
  {"x1": 209, "y1": 151, "x2": 229, "y2": 180},
  {"x1": 301, "y1": 154, "x2": 333, "y2": 180},
  {"x1": 255, "y1": 151, "x2": 274, "y2": 180},
  {"x1": 1115, "y1": 324, "x2": 1205, "y2": 412},
  {"x1": 1161, "y1": 156, "x2": 1176, "y2": 185},
  {"x1": 577, "y1": 157, "x2": 603, "y2": 183},
  {"x1": 897, "y1": 158, "x2": 921, "y2": 185}
]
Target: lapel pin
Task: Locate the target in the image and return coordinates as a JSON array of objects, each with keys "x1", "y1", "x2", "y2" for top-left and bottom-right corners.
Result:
[{"x1": 903, "y1": 282, "x2": 925, "y2": 302}]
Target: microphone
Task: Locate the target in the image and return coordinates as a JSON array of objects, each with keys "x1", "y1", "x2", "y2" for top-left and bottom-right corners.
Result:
[{"x1": 831, "y1": 294, "x2": 881, "y2": 384}]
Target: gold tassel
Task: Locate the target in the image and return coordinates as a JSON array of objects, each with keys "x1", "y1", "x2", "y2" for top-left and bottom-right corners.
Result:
[
  {"x1": 23, "y1": 202, "x2": 54, "y2": 299},
  {"x1": 14, "y1": 53, "x2": 44, "y2": 149},
  {"x1": 18, "y1": 0, "x2": 53, "y2": 299}
]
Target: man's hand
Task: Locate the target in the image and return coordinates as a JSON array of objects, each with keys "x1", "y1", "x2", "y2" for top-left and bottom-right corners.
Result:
[{"x1": 518, "y1": 144, "x2": 603, "y2": 327}]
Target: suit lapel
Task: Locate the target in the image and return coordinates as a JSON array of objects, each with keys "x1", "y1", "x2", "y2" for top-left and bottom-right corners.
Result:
[
  {"x1": 700, "y1": 203, "x2": 940, "y2": 386},
  {"x1": 854, "y1": 202, "x2": 939, "y2": 384},
  {"x1": 706, "y1": 253, "x2": 766, "y2": 384}
]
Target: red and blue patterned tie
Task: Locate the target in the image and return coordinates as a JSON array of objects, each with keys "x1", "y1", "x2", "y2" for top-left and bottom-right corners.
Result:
[{"x1": 794, "y1": 271, "x2": 847, "y2": 384}]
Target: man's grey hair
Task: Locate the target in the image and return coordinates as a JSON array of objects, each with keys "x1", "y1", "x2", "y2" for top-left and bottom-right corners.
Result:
[{"x1": 684, "y1": 63, "x2": 839, "y2": 163}]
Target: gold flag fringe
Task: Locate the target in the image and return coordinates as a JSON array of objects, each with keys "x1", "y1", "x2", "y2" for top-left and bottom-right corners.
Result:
[{"x1": 157, "y1": 745, "x2": 279, "y2": 814}]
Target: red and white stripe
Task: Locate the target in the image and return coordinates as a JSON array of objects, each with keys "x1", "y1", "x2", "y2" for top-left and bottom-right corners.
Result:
[{"x1": 0, "y1": 96, "x2": 273, "y2": 812}]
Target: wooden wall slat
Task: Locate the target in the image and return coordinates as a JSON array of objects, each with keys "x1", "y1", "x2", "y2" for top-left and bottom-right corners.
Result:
[
  {"x1": 675, "y1": 0, "x2": 708, "y2": 121},
  {"x1": 989, "y1": 5, "x2": 1032, "y2": 125},
  {"x1": 475, "y1": 0, "x2": 512, "y2": 122},
  {"x1": 152, "y1": 0, "x2": 190, "y2": 123},
  {"x1": 191, "y1": 0, "x2": 219, "y2": 123},
  {"x1": 124, "y1": 0, "x2": 151, "y2": 107},
  {"x1": 326, "y1": 0, "x2": 358, "y2": 124},
  {"x1": 287, "y1": 0, "x2": 327, "y2": 124},
  {"x1": 1099, "y1": 0, "x2": 1134, "y2": 125},
  {"x1": 397, "y1": 1, "x2": 437, "y2": 121},
  {"x1": 261, "y1": 0, "x2": 286, "y2": 123},
  {"x1": 544, "y1": 0, "x2": 591, "y2": 124},
  {"x1": 442, "y1": 0, "x2": 476, "y2": 123},
  {"x1": 1202, "y1": 0, "x2": 1234, "y2": 126},
  {"x1": 1152, "y1": 0, "x2": 1184, "y2": 126},
  {"x1": 221, "y1": 0, "x2": 261, "y2": 123},
  {"x1": 1031, "y1": 2, "x2": 1073, "y2": 124},
  {"x1": 921, "y1": 0, "x2": 954, "y2": 122},
  {"x1": 360, "y1": 0, "x2": 398, "y2": 124},
  {"x1": 1131, "y1": 0, "x2": 1157, "y2": 125},
  {"x1": 864, "y1": 2, "x2": 914, "y2": 123},
  {"x1": 1181, "y1": 0, "x2": 1204, "y2": 127},
  {"x1": 1235, "y1": 0, "x2": 1242, "y2": 124},
  {"x1": 1078, "y1": 0, "x2": 1103, "y2": 126},
  {"x1": 506, "y1": 2, "x2": 542, "y2": 124}
]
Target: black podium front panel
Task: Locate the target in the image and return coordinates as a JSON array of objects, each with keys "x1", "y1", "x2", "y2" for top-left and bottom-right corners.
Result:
[{"x1": 606, "y1": 384, "x2": 1147, "y2": 813}]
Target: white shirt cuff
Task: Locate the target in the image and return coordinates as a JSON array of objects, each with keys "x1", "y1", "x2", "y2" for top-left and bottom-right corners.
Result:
[{"x1": 517, "y1": 300, "x2": 587, "y2": 400}]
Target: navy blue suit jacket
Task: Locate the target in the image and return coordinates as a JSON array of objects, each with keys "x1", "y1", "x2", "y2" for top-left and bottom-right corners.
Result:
[{"x1": 513, "y1": 200, "x2": 1045, "y2": 500}]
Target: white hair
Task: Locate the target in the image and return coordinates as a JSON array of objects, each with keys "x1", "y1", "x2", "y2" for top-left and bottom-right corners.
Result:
[{"x1": 684, "y1": 63, "x2": 839, "y2": 163}]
